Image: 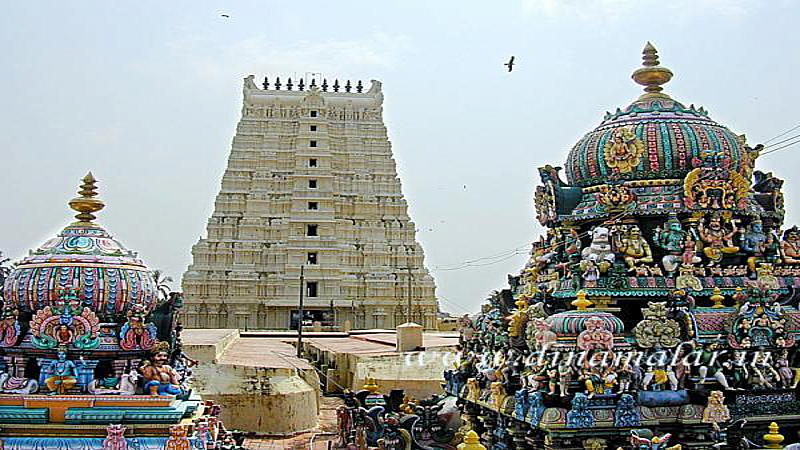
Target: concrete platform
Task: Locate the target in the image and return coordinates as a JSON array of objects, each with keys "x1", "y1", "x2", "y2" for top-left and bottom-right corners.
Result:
[{"x1": 182, "y1": 329, "x2": 320, "y2": 434}]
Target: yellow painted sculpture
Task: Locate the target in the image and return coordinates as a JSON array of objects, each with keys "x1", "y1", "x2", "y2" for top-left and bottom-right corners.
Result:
[
  {"x1": 489, "y1": 381, "x2": 506, "y2": 410},
  {"x1": 604, "y1": 126, "x2": 644, "y2": 174},
  {"x1": 614, "y1": 225, "x2": 654, "y2": 272},
  {"x1": 507, "y1": 298, "x2": 528, "y2": 338}
]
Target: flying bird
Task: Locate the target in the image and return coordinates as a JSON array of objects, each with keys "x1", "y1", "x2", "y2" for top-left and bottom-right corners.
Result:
[
  {"x1": 220, "y1": 14, "x2": 230, "y2": 18},
  {"x1": 505, "y1": 56, "x2": 515, "y2": 72}
]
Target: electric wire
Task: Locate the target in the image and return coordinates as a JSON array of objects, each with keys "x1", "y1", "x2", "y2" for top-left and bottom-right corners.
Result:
[
  {"x1": 427, "y1": 130, "x2": 800, "y2": 274},
  {"x1": 763, "y1": 132, "x2": 800, "y2": 149},
  {"x1": 764, "y1": 122, "x2": 800, "y2": 145}
]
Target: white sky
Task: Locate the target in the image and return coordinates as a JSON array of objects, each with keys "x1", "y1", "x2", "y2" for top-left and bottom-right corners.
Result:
[{"x1": 2, "y1": 0, "x2": 799, "y2": 315}]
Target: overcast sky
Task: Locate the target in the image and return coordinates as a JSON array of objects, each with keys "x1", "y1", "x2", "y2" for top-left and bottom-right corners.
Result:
[{"x1": 2, "y1": 0, "x2": 799, "y2": 315}]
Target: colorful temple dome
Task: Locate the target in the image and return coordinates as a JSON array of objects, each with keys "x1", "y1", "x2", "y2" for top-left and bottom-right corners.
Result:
[
  {"x1": 545, "y1": 292, "x2": 625, "y2": 338},
  {"x1": 564, "y1": 42, "x2": 747, "y2": 188},
  {"x1": 3, "y1": 173, "x2": 158, "y2": 319}
]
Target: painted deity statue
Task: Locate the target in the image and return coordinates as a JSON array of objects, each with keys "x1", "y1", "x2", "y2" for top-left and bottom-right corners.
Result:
[
  {"x1": 139, "y1": 343, "x2": 184, "y2": 396},
  {"x1": 653, "y1": 216, "x2": 698, "y2": 274},
  {"x1": 740, "y1": 220, "x2": 779, "y2": 272},
  {"x1": 103, "y1": 424, "x2": 128, "y2": 450},
  {"x1": 614, "y1": 225, "x2": 654, "y2": 272},
  {"x1": 698, "y1": 213, "x2": 740, "y2": 265},
  {"x1": 581, "y1": 226, "x2": 616, "y2": 273},
  {"x1": 603, "y1": 126, "x2": 644, "y2": 174},
  {"x1": 781, "y1": 226, "x2": 800, "y2": 264},
  {"x1": 45, "y1": 351, "x2": 78, "y2": 395}
]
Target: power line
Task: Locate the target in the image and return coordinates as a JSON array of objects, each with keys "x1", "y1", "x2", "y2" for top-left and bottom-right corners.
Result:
[
  {"x1": 438, "y1": 295, "x2": 477, "y2": 315},
  {"x1": 763, "y1": 132, "x2": 800, "y2": 150},
  {"x1": 764, "y1": 122, "x2": 800, "y2": 145},
  {"x1": 760, "y1": 135, "x2": 800, "y2": 156}
]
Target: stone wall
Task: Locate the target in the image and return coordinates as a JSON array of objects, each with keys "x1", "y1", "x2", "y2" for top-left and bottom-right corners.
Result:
[{"x1": 183, "y1": 330, "x2": 321, "y2": 434}]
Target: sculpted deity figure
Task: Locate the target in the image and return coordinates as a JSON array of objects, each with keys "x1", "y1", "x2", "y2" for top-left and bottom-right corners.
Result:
[
  {"x1": 527, "y1": 318, "x2": 556, "y2": 351},
  {"x1": 489, "y1": 381, "x2": 506, "y2": 410},
  {"x1": 701, "y1": 390, "x2": 730, "y2": 425},
  {"x1": 698, "y1": 213, "x2": 740, "y2": 264},
  {"x1": 614, "y1": 225, "x2": 654, "y2": 272},
  {"x1": 507, "y1": 299, "x2": 528, "y2": 339},
  {"x1": 45, "y1": 350, "x2": 78, "y2": 395},
  {"x1": 642, "y1": 348, "x2": 678, "y2": 391},
  {"x1": 103, "y1": 424, "x2": 128, "y2": 450},
  {"x1": 581, "y1": 226, "x2": 615, "y2": 273},
  {"x1": 776, "y1": 350, "x2": 795, "y2": 388},
  {"x1": 457, "y1": 314, "x2": 475, "y2": 344},
  {"x1": 577, "y1": 316, "x2": 614, "y2": 351},
  {"x1": 139, "y1": 342, "x2": 183, "y2": 396},
  {"x1": 0, "y1": 305, "x2": 20, "y2": 348},
  {"x1": 604, "y1": 126, "x2": 644, "y2": 174},
  {"x1": 741, "y1": 220, "x2": 779, "y2": 272},
  {"x1": 781, "y1": 226, "x2": 800, "y2": 264},
  {"x1": 653, "y1": 216, "x2": 698, "y2": 274},
  {"x1": 697, "y1": 342, "x2": 732, "y2": 390}
]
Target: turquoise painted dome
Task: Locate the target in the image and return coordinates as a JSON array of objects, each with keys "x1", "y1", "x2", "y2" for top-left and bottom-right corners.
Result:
[
  {"x1": 564, "y1": 97, "x2": 745, "y2": 188},
  {"x1": 564, "y1": 43, "x2": 746, "y2": 188}
]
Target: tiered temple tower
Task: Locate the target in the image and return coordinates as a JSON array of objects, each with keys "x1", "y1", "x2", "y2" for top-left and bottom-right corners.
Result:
[{"x1": 182, "y1": 76, "x2": 438, "y2": 330}]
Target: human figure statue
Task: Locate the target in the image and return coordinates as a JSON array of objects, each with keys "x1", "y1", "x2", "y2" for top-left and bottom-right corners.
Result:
[
  {"x1": 45, "y1": 351, "x2": 78, "y2": 395},
  {"x1": 139, "y1": 343, "x2": 183, "y2": 396},
  {"x1": 781, "y1": 226, "x2": 800, "y2": 264},
  {"x1": 698, "y1": 213, "x2": 739, "y2": 265},
  {"x1": 697, "y1": 342, "x2": 732, "y2": 390},
  {"x1": 653, "y1": 216, "x2": 696, "y2": 274},
  {"x1": 614, "y1": 225, "x2": 654, "y2": 272},
  {"x1": 741, "y1": 220, "x2": 777, "y2": 272}
]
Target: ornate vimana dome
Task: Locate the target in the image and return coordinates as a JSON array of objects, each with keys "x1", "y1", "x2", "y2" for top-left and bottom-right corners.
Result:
[
  {"x1": 444, "y1": 43, "x2": 800, "y2": 450},
  {"x1": 564, "y1": 42, "x2": 752, "y2": 188},
  {"x1": 4, "y1": 173, "x2": 158, "y2": 321},
  {"x1": 0, "y1": 174, "x2": 233, "y2": 450}
]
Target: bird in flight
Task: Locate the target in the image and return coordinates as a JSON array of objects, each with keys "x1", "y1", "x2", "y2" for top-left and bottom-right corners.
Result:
[
  {"x1": 220, "y1": 14, "x2": 230, "y2": 18},
  {"x1": 505, "y1": 56, "x2": 515, "y2": 72}
]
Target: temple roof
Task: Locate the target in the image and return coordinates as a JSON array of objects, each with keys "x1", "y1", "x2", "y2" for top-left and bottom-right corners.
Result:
[
  {"x1": 3, "y1": 173, "x2": 158, "y2": 318},
  {"x1": 564, "y1": 43, "x2": 748, "y2": 187}
]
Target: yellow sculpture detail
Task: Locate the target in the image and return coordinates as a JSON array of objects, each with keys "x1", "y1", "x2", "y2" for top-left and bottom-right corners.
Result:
[{"x1": 604, "y1": 126, "x2": 645, "y2": 174}]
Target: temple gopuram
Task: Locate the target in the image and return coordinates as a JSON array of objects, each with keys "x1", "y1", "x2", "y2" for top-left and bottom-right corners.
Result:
[
  {"x1": 0, "y1": 174, "x2": 241, "y2": 449},
  {"x1": 445, "y1": 43, "x2": 800, "y2": 449}
]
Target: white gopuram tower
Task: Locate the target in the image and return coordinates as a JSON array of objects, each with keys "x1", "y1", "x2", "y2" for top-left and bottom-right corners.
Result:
[{"x1": 182, "y1": 76, "x2": 439, "y2": 330}]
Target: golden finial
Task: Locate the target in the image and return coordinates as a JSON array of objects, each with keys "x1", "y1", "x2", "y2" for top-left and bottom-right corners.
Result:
[
  {"x1": 458, "y1": 430, "x2": 487, "y2": 450},
  {"x1": 710, "y1": 287, "x2": 725, "y2": 309},
  {"x1": 631, "y1": 42, "x2": 674, "y2": 100},
  {"x1": 764, "y1": 422, "x2": 784, "y2": 449},
  {"x1": 363, "y1": 377, "x2": 380, "y2": 394},
  {"x1": 572, "y1": 290, "x2": 593, "y2": 311},
  {"x1": 68, "y1": 172, "x2": 105, "y2": 224}
]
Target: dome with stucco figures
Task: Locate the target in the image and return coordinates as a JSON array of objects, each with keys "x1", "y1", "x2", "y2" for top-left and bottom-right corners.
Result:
[
  {"x1": 3, "y1": 173, "x2": 158, "y2": 319},
  {"x1": 545, "y1": 291, "x2": 625, "y2": 338},
  {"x1": 564, "y1": 43, "x2": 750, "y2": 188}
]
